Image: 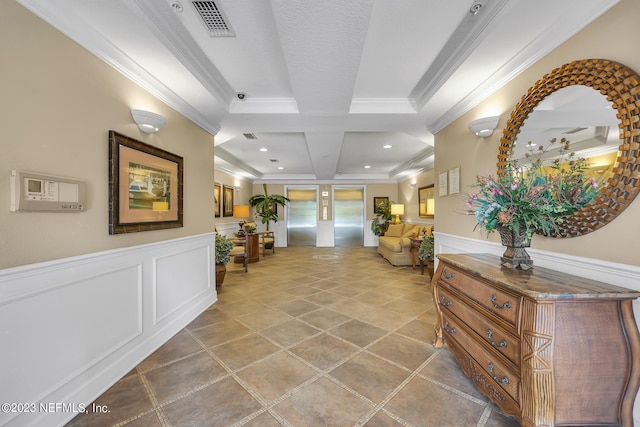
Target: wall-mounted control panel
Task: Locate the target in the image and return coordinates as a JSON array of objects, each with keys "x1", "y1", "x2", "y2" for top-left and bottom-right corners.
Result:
[{"x1": 10, "y1": 170, "x2": 86, "y2": 212}]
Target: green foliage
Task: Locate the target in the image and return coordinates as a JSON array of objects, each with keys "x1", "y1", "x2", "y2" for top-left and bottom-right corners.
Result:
[
  {"x1": 466, "y1": 138, "x2": 600, "y2": 244},
  {"x1": 215, "y1": 234, "x2": 234, "y2": 265},
  {"x1": 419, "y1": 235, "x2": 434, "y2": 261},
  {"x1": 249, "y1": 184, "x2": 290, "y2": 230},
  {"x1": 371, "y1": 199, "x2": 393, "y2": 236}
]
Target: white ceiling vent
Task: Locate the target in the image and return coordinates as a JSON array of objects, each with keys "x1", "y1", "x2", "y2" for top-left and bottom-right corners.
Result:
[
  {"x1": 191, "y1": 1, "x2": 235, "y2": 37},
  {"x1": 243, "y1": 133, "x2": 257, "y2": 140}
]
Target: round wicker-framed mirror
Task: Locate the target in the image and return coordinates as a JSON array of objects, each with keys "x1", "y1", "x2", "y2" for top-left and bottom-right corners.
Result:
[{"x1": 498, "y1": 58, "x2": 640, "y2": 237}]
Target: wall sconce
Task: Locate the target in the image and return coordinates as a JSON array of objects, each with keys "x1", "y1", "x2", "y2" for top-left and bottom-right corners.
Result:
[
  {"x1": 468, "y1": 116, "x2": 499, "y2": 137},
  {"x1": 390, "y1": 204, "x2": 404, "y2": 224},
  {"x1": 233, "y1": 204, "x2": 250, "y2": 234},
  {"x1": 131, "y1": 109, "x2": 167, "y2": 133}
]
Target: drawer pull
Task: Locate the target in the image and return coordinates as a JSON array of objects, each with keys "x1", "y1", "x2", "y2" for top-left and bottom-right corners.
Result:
[
  {"x1": 439, "y1": 296, "x2": 453, "y2": 307},
  {"x1": 486, "y1": 329, "x2": 507, "y2": 349},
  {"x1": 488, "y1": 363, "x2": 509, "y2": 384},
  {"x1": 443, "y1": 269, "x2": 455, "y2": 279},
  {"x1": 491, "y1": 294, "x2": 512, "y2": 310},
  {"x1": 443, "y1": 321, "x2": 456, "y2": 334}
]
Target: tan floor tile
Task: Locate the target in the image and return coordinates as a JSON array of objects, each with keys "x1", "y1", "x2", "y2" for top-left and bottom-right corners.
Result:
[
  {"x1": 273, "y1": 377, "x2": 373, "y2": 427},
  {"x1": 329, "y1": 352, "x2": 410, "y2": 403},
  {"x1": 210, "y1": 333, "x2": 281, "y2": 370},
  {"x1": 368, "y1": 332, "x2": 437, "y2": 370},
  {"x1": 330, "y1": 319, "x2": 387, "y2": 347},
  {"x1": 260, "y1": 319, "x2": 321, "y2": 348},
  {"x1": 236, "y1": 352, "x2": 318, "y2": 402},
  {"x1": 275, "y1": 299, "x2": 321, "y2": 317},
  {"x1": 190, "y1": 318, "x2": 253, "y2": 348},
  {"x1": 299, "y1": 307, "x2": 352, "y2": 330},
  {"x1": 66, "y1": 375, "x2": 152, "y2": 426},
  {"x1": 186, "y1": 307, "x2": 231, "y2": 331},
  {"x1": 395, "y1": 318, "x2": 433, "y2": 344},
  {"x1": 236, "y1": 306, "x2": 292, "y2": 330},
  {"x1": 384, "y1": 376, "x2": 485, "y2": 427},
  {"x1": 290, "y1": 333, "x2": 360, "y2": 370},
  {"x1": 363, "y1": 410, "x2": 405, "y2": 426},
  {"x1": 419, "y1": 349, "x2": 488, "y2": 401},
  {"x1": 138, "y1": 330, "x2": 202, "y2": 371},
  {"x1": 356, "y1": 307, "x2": 414, "y2": 331},
  {"x1": 162, "y1": 376, "x2": 262, "y2": 426},
  {"x1": 144, "y1": 351, "x2": 227, "y2": 404}
]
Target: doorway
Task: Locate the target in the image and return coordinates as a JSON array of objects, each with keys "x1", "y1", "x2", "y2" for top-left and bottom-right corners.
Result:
[
  {"x1": 334, "y1": 187, "x2": 364, "y2": 246},
  {"x1": 286, "y1": 188, "x2": 317, "y2": 246}
]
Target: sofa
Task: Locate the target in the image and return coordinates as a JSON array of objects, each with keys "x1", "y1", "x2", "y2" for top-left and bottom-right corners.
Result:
[{"x1": 377, "y1": 223, "x2": 433, "y2": 266}]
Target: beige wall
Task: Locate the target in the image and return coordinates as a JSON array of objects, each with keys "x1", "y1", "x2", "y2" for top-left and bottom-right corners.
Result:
[
  {"x1": 398, "y1": 170, "x2": 435, "y2": 224},
  {"x1": 434, "y1": 0, "x2": 640, "y2": 266},
  {"x1": 214, "y1": 169, "x2": 253, "y2": 226},
  {"x1": 1, "y1": 2, "x2": 215, "y2": 268}
]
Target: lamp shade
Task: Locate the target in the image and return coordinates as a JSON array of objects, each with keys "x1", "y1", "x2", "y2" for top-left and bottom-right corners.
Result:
[
  {"x1": 233, "y1": 205, "x2": 250, "y2": 218},
  {"x1": 390, "y1": 204, "x2": 404, "y2": 215}
]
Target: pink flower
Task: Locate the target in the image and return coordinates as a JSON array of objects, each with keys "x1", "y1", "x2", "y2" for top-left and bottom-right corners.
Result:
[{"x1": 589, "y1": 177, "x2": 598, "y2": 188}]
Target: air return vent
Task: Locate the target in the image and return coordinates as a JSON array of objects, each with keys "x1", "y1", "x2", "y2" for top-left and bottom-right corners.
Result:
[
  {"x1": 192, "y1": 1, "x2": 235, "y2": 37},
  {"x1": 243, "y1": 133, "x2": 257, "y2": 140}
]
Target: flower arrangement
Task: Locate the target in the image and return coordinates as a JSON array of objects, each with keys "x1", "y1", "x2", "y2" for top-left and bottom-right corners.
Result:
[{"x1": 466, "y1": 138, "x2": 600, "y2": 244}]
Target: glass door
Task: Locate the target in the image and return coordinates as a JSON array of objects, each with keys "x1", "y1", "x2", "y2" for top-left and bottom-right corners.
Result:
[
  {"x1": 286, "y1": 188, "x2": 317, "y2": 246},
  {"x1": 334, "y1": 187, "x2": 364, "y2": 246}
]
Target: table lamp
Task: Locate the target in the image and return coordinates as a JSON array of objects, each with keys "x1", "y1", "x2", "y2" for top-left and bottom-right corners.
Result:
[
  {"x1": 390, "y1": 204, "x2": 404, "y2": 224},
  {"x1": 233, "y1": 205, "x2": 250, "y2": 234}
]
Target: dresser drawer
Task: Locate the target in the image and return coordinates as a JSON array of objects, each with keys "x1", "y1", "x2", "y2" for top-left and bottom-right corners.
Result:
[
  {"x1": 439, "y1": 266, "x2": 521, "y2": 327},
  {"x1": 441, "y1": 313, "x2": 520, "y2": 403},
  {"x1": 438, "y1": 287, "x2": 520, "y2": 367}
]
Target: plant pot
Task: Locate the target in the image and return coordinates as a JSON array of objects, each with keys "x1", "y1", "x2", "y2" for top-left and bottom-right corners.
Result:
[
  {"x1": 215, "y1": 264, "x2": 226, "y2": 285},
  {"x1": 496, "y1": 225, "x2": 533, "y2": 270}
]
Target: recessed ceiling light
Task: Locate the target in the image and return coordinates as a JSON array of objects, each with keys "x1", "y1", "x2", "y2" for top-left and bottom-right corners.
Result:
[
  {"x1": 277, "y1": 166, "x2": 284, "y2": 170},
  {"x1": 259, "y1": 147, "x2": 268, "y2": 152},
  {"x1": 364, "y1": 165, "x2": 371, "y2": 169},
  {"x1": 383, "y1": 144, "x2": 392, "y2": 149}
]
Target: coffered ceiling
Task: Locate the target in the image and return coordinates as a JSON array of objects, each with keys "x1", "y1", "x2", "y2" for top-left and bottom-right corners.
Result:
[{"x1": 18, "y1": 0, "x2": 618, "y2": 182}]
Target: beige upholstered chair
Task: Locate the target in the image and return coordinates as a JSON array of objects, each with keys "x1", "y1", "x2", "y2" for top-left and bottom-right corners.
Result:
[
  {"x1": 229, "y1": 238, "x2": 248, "y2": 272},
  {"x1": 258, "y1": 231, "x2": 275, "y2": 256}
]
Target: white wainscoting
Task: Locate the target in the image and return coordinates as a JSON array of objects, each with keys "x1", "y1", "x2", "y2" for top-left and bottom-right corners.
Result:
[
  {"x1": 0, "y1": 233, "x2": 216, "y2": 427},
  {"x1": 434, "y1": 231, "x2": 640, "y2": 425}
]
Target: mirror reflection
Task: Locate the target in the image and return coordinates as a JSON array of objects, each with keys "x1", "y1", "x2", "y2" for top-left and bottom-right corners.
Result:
[{"x1": 511, "y1": 86, "x2": 619, "y2": 180}]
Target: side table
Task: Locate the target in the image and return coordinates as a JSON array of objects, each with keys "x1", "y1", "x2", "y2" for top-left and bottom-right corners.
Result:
[
  {"x1": 409, "y1": 236, "x2": 435, "y2": 278},
  {"x1": 234, "y1": 233, "x2": 259, "y2": 264},
  {"x1": 409, "y1": 237, "x2": 425, "y2": 275}
]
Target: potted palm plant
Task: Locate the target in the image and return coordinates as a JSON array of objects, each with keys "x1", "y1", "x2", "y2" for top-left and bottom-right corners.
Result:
[
  {"x1": 249, "y1": 184, "x2": 289, "y2": 231},
  {"x1": 215, "y1": 234, "x2": 234, "y2": 285}
]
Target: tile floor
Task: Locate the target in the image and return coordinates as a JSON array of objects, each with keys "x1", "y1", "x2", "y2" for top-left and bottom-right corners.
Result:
[{"x1": 67, "y1": 246, "x2": 520, "y2": 427}]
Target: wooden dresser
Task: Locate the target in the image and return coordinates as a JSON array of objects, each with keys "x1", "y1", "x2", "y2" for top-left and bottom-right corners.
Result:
[{"x1": 432, "y1": 253, "x2": 640, "y2": 427}]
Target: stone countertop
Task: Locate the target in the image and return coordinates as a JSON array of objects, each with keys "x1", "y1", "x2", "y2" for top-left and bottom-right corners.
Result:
[{"x1": 436, "y1": 253, "x2": 640, "y2": 300}]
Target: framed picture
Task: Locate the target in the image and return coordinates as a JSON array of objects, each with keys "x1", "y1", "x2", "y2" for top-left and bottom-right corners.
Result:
[
  {"x1": 373, "y1": 196, "x2": 389, "y2": 214},
  {"x1": 108, "y1": 131, "x2": 183, "y2": 234},
  {"x1": 438, "y1": 171, "x2": 448, "y2": 196},
  {"x1": 214, "y1": 183, "x2": 221, "y2": 217},
  {"x1": 449, "y1": 166, "x2": 460, "y2": 195},
  {"x1": 418, "y1": 185, "x2": 435, "y2": 218},
  {"x1": 222, "y1": 185, "x2": 234, "y2": 217}
]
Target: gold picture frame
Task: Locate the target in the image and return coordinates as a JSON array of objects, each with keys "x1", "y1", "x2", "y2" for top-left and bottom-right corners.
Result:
[
  {"x1": 214, "y1": 183, "x2": 221, "y2": 218},
  {"x1": 222, "y1": 185, "x2": 234, "y2": 217},
  {"x1": 418, "y1": 185, "x2": 435, "y2": 218}
]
